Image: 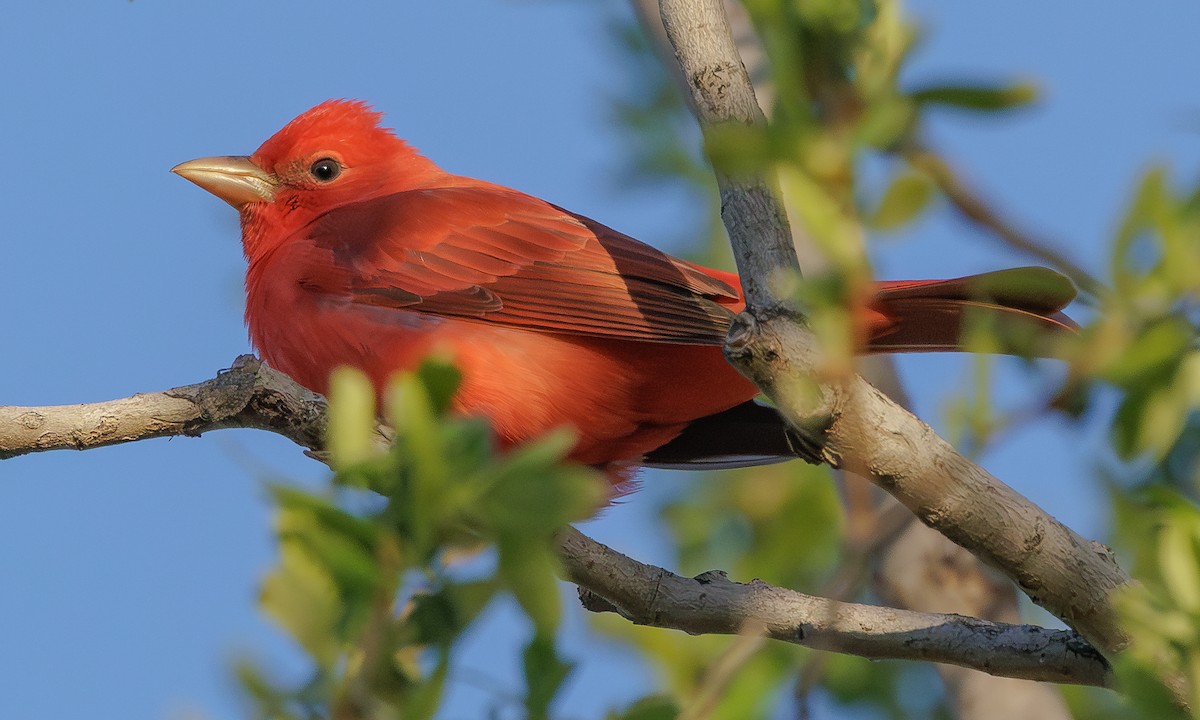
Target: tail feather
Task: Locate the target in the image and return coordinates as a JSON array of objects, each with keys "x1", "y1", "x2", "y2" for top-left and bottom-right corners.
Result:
[
  {"x1": 643, "y1": 267, "x2": 1081, "y2": 470},
  {"x1": 873, "y1": 266, "x2": 1076, "y2": 313},
  {"x1": 867, "y1": 267, "x2": 1078, "y2": 354}
]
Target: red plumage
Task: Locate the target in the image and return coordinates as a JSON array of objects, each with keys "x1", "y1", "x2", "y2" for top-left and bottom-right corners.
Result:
[{"x1": 174, "y1": 100, "x2": 1077, "y2": 476}]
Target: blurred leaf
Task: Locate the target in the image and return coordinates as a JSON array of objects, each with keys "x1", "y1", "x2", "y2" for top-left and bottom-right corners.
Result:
[
  {"x1": 400, "y1": 652, "x2": 449, "y2": 720},
  {"x1": 1113, "y1": 167, "x2": 1170, "y2": 296},
  {"x1": 386, "y1": 372, "x2": 448, "y2": 556},
  {"x1": 327, "y1": 366, "x2": 379, "y2": 469},
  {"x1": 1104, "y1": 320, "x2": 1192, "y2": 387},
  {"x1": 260, "y1": 532, "x2": 342, "y2": 668},
  {"x1": 1113, "y1": 384, "x2": 1173, "y2": 460},
  {"x1": 910, "y1": 81, "x2": 1038, "y2": 112},
  {"x1": 868, "y1": 170, "x2": 934, "y2": 230},
  {"x1": 855, "y1": 2, "x2": 917, "y2": 96},
  {"x1": 235, "y1": 661, "x2": 314, "y2": 720},
  {"x1": 386, "y1": 372, "x2": 443, "y2": 471},
  {"x1": 822, "y1": 652, "x2": 906, "y2": 713},
  {"x1": 479, "y1": 429, "x2": 604, "y2": 536},
  {"x1": 270, "y1": 486, "x2": 381, "y2": 600},
  {"x1": 1158, "y1": 518, "x2": 1200, "y2": 613},
  {"x1": 1109, "y1": 658, "x2": 1189, "y2": 720},
  {"x1": 246, "y1": 359, "x2": 619, "y2": 717},
  {"x1": 523, "y1": 634, "x2": 574, "y2": 720},
  {"x1": 857, "y1": 95, "x2": 917, "y2": 149},
  {"x1": 609, "y1": 695, "x2": 680, "y2": 720},
  {"x1": 499, "y1": 534, "x2": 564, "y2": 638},
  {"x1": 408, "y1": 578, "x2": 501, "y2": 647},
  {"x1": 794, "y1": 0, "x2": 870, "y2": 33},
  {"x1": 416, "y1": 358, "x2": 462, "y2": 416},
  {"x1": 703, "y1": 122, "x2": 779, "y2": 176},
  {"x1": 1111, "y1": 492, "x2": 1200, "y2": 714}
]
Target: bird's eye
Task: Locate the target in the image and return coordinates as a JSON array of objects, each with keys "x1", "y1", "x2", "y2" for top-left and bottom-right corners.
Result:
[{"x1": 309, "y1": 157, "x2": 342, "y2": 182}]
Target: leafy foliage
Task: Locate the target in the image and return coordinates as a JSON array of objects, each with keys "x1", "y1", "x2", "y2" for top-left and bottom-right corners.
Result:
[
  {"x1": 1113, "y1": 493, "x2": 1200, "y2": 718},
  {"x1": 1076, "y1": 168, "x2": 1200, "y2": 463},
  {"x1": 240, "y1": 361, "x2": 605, "y2": 720}
]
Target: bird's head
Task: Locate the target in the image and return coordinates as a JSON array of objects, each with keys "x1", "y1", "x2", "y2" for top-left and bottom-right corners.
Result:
[{"x1": 172, "y1": 100, "x2": 440, "y2": 251}]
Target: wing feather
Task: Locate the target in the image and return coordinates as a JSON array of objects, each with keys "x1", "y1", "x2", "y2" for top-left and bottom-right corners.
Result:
[{"x1": 300, "y1": 185, "x2": 740, "y2": 344}]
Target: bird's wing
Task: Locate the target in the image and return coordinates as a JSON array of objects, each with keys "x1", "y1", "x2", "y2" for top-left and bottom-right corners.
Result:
[{"x1": 297, "y1": 185, "x2": 741, "y2": 344}]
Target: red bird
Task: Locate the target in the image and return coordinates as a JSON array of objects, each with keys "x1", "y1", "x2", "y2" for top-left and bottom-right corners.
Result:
[{"x1": 173, "y1": 100, "x2": 1075, "y2": 476}]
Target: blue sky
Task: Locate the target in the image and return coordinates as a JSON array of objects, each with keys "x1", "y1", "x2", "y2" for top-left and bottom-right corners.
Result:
[{"x1": 2, "y1": 2, "x2": 1199, "y2": 718}]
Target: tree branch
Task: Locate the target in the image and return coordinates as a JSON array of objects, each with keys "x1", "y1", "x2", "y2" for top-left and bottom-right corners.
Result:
[
  {"x1": 656, "y1": 0, "x2": 1131, "y2": 657},
  {"x1": 630, "y1": 2, "x2": 1076, "y2": 714},
  {"x1": 558, "y1": 527, "x2": 1110, "y2": 686},
  {"x1": 0, "y1": 355, "x2": 326, "y2": 459},
  {"x1": 0, "y1": 358, "x2": 1112, "y2": 687}
]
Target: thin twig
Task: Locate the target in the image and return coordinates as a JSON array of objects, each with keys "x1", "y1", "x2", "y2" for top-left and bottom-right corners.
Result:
[{"x1": 906, "y1": 145, "x2": 1104, "y2": 299}]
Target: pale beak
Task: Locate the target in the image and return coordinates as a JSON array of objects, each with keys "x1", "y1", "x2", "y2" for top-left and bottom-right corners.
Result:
[{"x1": 171, "y1": 156, "x2": 277, "y2": 209}]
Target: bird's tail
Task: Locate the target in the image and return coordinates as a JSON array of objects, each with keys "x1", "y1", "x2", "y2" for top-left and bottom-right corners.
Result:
[
  {"x1": 644, "y1": 267, "x2": 1080, "y2": 470},
  {"x1": 864, "y1": 266, "x2": 1078, "y2": 354}
]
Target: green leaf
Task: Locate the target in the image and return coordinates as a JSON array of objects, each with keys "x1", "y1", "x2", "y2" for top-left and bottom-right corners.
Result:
[
  {"x1": 1113, "y1": 167, "x2": 1170, "y2": 295},
  {"x1": 265, "y1": 485, "x2": 385, "y2": 648},
  {"x1": 1111, "y1": 656, "x2": 1190, "y2": 720},
  {"x1": 235, "y1": 660, "x2": 309, "y2": 720},
  {"x1": 911, "y1": 81, "x2": 1038, "y2": 112},
  {"x1": 857, "y1": 95, "x2": 916, "y2": 150},
  {"x1": 270, "y1": 485, "x2": 380, "y2": 551},
  {"x1": 1112, "y1": 381, "x2": 1192, "y2": 460},
  {"x1": 400, "y1": 650, "x2": 449, "y2": 720},
  {"x1": 1101, "y1": 319, "x2": 1190, "y2": 387},
  {"x1": 498, "y1": 534, "x2": 564, "y2": 638},
  {"x1": 523, "y1": 634, "x2": 574, "y2": 720},
  {"x1": 868, "y1": 170, "x2": 934, "y2": 230},
  {"x1": 1158, "y1": 511, "x2": 1200, "y2": 613},
  {"x1": 386, "y1": 372, "x2": 442, "y2": 466},
  {"x1": 416, "y1": 358, "x2": 462, "y2": 416},
  {"x1": 609, "y1": 696, "x2": 680, "y2": 720},
  {"x1": 1113, "y1": 570, "x2": 1198, "y2": 718},
  {"x1": 327, "y1": 366, "x2": 379, "y2": 469},
  {"x1": 260, "y1": 537, "x2": 342, "y2": 668},
  {"x1": 408, "y1": 579, "x2": 502, "y2": 647},
  {"x1": 479, "y1": 430, "x2": 605, "y2": 535},
  {"x1": 385, "y1": 373, "x2": 449, "y2": 553},
  {"x1": 702, "y1": 123, "x2": 778, "y2": 175}
]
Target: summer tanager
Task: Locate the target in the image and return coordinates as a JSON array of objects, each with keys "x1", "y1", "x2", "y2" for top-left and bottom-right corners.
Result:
[{"x1": 173, "y1": 100, "x2": 1076, "y2": 476}]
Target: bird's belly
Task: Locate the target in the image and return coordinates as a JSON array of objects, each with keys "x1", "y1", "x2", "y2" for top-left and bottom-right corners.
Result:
[
  {"x1": 249, "y1": 296, "x2": 757, "y2": 466},
  {"x1": 440, "y1": 328, "x2": 760, "y2": 466},
  {"x1": 248, "y1": 294, "x2": 446, "y2": 397}
]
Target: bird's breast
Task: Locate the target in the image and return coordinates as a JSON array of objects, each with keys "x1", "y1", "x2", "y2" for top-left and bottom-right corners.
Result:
[{"x1": 243, "y1": 261, "x2": 757, "y2": 468}]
